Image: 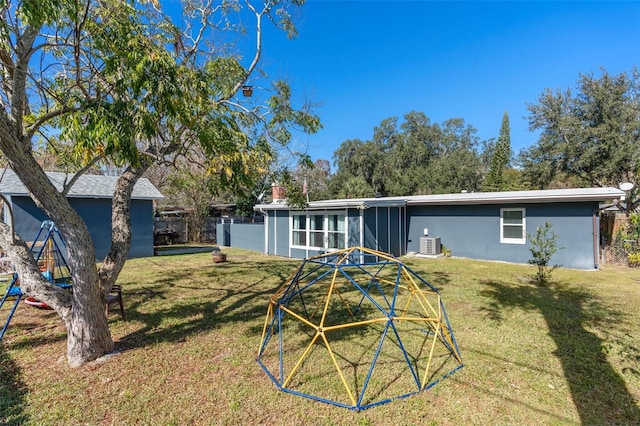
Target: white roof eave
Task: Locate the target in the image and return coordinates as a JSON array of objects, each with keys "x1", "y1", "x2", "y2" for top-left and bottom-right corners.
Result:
[
  {"x1": 254, "y1": 187, "x2": 625, "y2": 211},
  {"x1": 404, "y1": 187, "x2": 625, "y2": 205}
]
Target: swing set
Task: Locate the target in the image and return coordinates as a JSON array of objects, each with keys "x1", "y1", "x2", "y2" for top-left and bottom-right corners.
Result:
[{"x1": 0, "y1": 220, "x2": 72, "y2": 340}]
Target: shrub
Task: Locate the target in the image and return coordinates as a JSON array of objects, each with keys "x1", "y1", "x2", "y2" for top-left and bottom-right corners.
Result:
[
  {"x1": 528, "y1": 222, "x2": 563, "y2": 285},
  {"x1": 628, "y1": 252, "x2": 640, "y2": 268}
]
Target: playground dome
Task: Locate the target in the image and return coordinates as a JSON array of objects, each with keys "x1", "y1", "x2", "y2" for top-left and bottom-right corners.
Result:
[{"x1": 257, "y1": 246, "x2": 463, "y2": 410}]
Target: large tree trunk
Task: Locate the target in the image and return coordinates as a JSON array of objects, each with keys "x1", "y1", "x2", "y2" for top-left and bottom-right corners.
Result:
[
  {"x1": 98, "y1": 166, "x2": 147, "y2": 292},
  {"x1": 0, "y1": 123, "x2": 113, "y2": 367}
]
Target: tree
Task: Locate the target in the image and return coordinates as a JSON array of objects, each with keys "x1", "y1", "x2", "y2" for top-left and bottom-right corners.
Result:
[
  {"x1": 527, "y1": 222, "x2": 563, "y2": 285},
  {"x1": 332, "y1": 138, "x2": 384, "y2": 195},
  {"x1": 484, "y1": 112, "x2": 512, "y2": 191},
  {"x1": 163, "y1": 157, "x2": 216, "y2": 243},
  {"x1": 329, "y1": 113, "x2": 484, "y2": 197},
  {"x1": 520, "y1": 68, "x2": 640, "y2": 210},
  {"x1": 291, "y1": 158, "x2": 332, "y2": 201},
  {"x1": 0, "y1": 0, "x2": 318, "y2": 367},
  {"x1": 426, "y1": 118, "x2": 483, "y2": 194},
  {"x1": 334, "y1": 175, "x2": 373, "y2": 199}
]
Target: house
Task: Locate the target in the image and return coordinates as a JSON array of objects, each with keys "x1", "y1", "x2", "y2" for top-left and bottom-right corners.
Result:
[
  {"x1": 0, "y1": 169, "x2": 163, "y2": 259},
  {"x1": 234, "y1": 187, "x2": 625, "y2": 270}
]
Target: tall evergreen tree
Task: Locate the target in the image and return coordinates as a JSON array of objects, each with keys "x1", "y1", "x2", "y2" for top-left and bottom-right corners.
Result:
[{"x1": 484, "y1": 112, "x2": 512, "y2": 191}]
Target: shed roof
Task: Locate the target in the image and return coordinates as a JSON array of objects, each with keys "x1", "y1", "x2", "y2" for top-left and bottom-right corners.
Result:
[
  {"x1": 255, "y1": 187, "x2": 624, "y2": 211},
  {"x1": 0, "y1": 168, "x2": 163, "y2": 200}
]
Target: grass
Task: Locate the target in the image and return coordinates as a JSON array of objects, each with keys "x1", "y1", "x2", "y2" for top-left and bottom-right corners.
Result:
[{"x1": 1, "y1": 249, "x2": 639, "y2": 425}]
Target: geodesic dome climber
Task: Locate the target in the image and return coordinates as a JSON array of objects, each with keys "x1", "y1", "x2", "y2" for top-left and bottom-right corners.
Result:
[{"x1": 257, "y1": 246, "x2": 464, "y2": 410}]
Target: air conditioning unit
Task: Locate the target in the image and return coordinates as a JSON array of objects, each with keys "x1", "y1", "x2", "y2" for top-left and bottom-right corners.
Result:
[{"x1": 419, "y1": 237, "x2": 441, "y2": 255}]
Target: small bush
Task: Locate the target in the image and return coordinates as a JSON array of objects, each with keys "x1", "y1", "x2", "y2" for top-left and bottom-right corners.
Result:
[
  {"x1": 528, "y1": 222, "x2": 563, "y2": 285},
  {"x1": 628, "y1": 252, "x2": 640, "y2": 268}
]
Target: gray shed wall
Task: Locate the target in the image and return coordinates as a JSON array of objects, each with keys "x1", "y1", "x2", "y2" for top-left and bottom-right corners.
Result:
[
  {"x1": 10, "y1": 196, "x2": 154, "y2": 259},
  {"x1": 407, "y1": 202, "x2": 599, "y2": 269}
]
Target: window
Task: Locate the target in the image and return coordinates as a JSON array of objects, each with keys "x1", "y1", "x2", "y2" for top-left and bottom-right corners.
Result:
[
  {"x1": 291, "y1": 213, "x2": 347, "y2": 250},
  {"x1": 500, "y1": 208, "x2": 526, "y2": 244},
  {"x1": 309, "y1": 215, "x2": 324, "y2": 248},
  {"x1": 292, "y1": 215, "x2": 306, "y2": 246},
  {"x1": 327, "y1": 214, "x2": 346, "y2": 249}
]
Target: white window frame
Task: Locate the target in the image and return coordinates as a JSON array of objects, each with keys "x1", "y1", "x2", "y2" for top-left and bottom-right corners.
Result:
[
  {"x1": 291, "y1": 214, "x2": 307, "y2": 247},
  {"x1": 290, "y1": 212, "x2": 347, "y2": 250},
  {"x1": 326, "y1": 213, "x2": 347, "y2": 250},
  {"x1": 308, "y1": 213, "x2": 325, "y2": 249},
  {"x1": 500, "y1": 208, "x2": 526, "y2": 244}
]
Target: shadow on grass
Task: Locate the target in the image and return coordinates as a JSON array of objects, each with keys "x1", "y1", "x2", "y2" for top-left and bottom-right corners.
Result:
[
  {"x1": 1, "y1": 307, "x2": 68, "y2": 351},
  {"x1": 0, "y1": 344, "x2": 29, "y2": 425},
  {"x1": 481, "y1": 279, "x2": 640, "y2": 425},
  {"x1": 114, "y1": 259, "x2": 295, "y2": 351}
]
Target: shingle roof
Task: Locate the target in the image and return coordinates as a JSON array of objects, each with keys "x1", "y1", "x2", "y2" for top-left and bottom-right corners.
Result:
[{"x1": 0, "y1": 168, "x2": 163, "y2": 200}]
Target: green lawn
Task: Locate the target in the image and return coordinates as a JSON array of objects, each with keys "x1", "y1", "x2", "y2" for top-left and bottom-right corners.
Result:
[{"x1": 1, "y1": 249, "x2": 639, "y2": 425}]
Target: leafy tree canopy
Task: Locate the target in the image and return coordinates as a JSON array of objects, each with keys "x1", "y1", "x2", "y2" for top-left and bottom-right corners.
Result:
[
  {"x1": 330, "y1": 112, "x2": 484, "y2": 197},
  {"x1": 519, "y1": 68, "x2": 640, "y2": 210},
  {"x1": 0, "y1": 0, "x2": 318, "y2": 367}
]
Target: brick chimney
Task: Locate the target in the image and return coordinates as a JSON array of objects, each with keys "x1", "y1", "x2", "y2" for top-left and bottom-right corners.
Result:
[{"x1": 272, "y1": 183, "x2": 286, "y2": 202}]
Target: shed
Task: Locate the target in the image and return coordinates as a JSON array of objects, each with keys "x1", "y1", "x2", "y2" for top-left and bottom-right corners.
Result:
[
  {"x1": 251, "y1": 187, "x2": 624, "y2": 270},
  {"x1": 0, "y1": 169, "x2": 163, "y2": 259}
]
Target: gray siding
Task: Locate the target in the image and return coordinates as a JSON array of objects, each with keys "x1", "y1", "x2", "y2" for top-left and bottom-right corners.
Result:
[
  {"x1": 11, "y1": 196, "x2": 49, "y2": 242},
  {"x1": 290, "y1": 247, "x2": 306, "y2": 258},
  {"x1": 218, "y1": 223, "x2": 231, "y2": 246},
  {"x1": 407, "y1": 202, "x2": 599, "y2": 269},
  {"x1": 356, "y1": 206, "x2": 405, "y2": 257},
  {"x1": 267, "y1": 212, "x2": 276, "y2": 255},
  {"x1": 129, "y1": 200, "x2": 155, "y2": 258},
  {"x1": 347, "y1": 210, "x2": 360, "y2": 247},
  {"x1": 215, "y1": 222, "x2": 264, "y2": 253},
  {"x1": 252, "y1": 198, "x2": 604, "y2": 269},
  {"x1": 10, "y1": 196, "x2": 154, "y2": 259},
  {"x1": 274, "y1": 210, "x2": 290, "y2": 256},
  {"x1": 263, "y1": 210, "x2": 290, "y2": 257},
  {"x1": 290, "y1": 247, "x2": 325, "y2": 258},
  {"x1": 363, "y1": 209, "x2": 377, "y2": 251},
  {"x1": 389, "y1": 207, "x2": 406, "y2": 256},
  {"x1": 378, "y1": 207, "x2": 389, "y2": 253}
]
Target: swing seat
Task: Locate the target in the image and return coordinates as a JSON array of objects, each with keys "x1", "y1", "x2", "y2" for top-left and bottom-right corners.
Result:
[{"x1": 6, "y1": 286, "x2": 21, "y2": 297}]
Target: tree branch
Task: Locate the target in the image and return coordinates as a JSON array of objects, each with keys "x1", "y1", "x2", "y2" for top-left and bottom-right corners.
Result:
[
  {"x1": 26, "y1": 105, "x2": 79, "y2": 140},
  {"x1": 12, "y1": 25, "x2": 41, "y2": 140},
  {"x1": 61, "y1": 154, "x2": 105, "y2": 197}
]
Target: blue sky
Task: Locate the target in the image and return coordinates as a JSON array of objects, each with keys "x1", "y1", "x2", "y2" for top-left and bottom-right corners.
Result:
[{"x1": 258, "y1": 1, "x2": 640, "y2": 168}]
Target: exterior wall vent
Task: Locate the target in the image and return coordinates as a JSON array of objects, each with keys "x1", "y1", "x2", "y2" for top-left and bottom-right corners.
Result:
[{"x1": 419, "y1": 237, "x2": 441, "y2": 255}]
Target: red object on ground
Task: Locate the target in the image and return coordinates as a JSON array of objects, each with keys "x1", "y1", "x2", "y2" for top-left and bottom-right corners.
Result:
[{"x1": 24, "y1": 297, "x2": 53, "y2": 310}]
